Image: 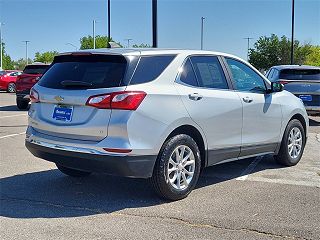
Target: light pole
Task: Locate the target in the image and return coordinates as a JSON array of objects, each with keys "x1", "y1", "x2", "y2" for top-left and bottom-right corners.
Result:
[
  {"x1": 22, "y1": 41, "x2": 30, "y2": 65},
  {"x1": 66, "y1": 43, "x2": 77, "y2": 51},
  {"x1": 290, "y1": 0, "x2": 295, "y2": 65},
  {"x1": 0, "y1": 22, "x2": 4, "y2": 70},
  {"x1": 243, "y1": 37, "x2": 253, "y2": 61},
  {"x1": 152, "y1": 0, "x2": 158, "y2": 48},
  {"x1": 93, "y1": 20, "x2": 97, "y2": 49},
  {"x1": 124, "y1": 38, "x2": 132, "y2": 48},
  {"x1": 107, "y1": 0, "x2": 111, "y2": 48},
  {"x1": 200, "y1": 17, "x2": 205, "y2": 50}
]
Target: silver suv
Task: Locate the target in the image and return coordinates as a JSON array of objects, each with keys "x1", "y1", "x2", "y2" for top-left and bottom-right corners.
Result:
[{"x1": 26, "y1": 49, "x2": 308, "y2": 200}]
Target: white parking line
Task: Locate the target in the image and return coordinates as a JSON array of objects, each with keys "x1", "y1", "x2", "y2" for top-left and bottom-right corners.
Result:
[
  {"x1": 0, "y1": 132, "x2": 26, "y2": 139},
  {"x1": 0, "y1": 114, "x2": 27, "y2": 119},
  {"x1": 236, "y1": 156, "x2": 263, "y2": 181}
]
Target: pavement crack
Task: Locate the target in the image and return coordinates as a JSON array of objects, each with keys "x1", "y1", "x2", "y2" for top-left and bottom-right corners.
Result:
[{"x1": 0, "y1": 196, "x2": 309, "y2": 240}]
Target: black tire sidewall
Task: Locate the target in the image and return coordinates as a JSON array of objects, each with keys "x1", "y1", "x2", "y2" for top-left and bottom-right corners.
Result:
[
  {"x1": 281, "y1": 119, "x2": 305, "y2": 165},
  {"x1": 154, "y1": 134, "x2": 201, "y2": 200}
]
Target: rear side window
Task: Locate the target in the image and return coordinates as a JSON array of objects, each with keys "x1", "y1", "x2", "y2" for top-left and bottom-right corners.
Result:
[
  {"x1": 38, "y1": 55, "x2": 127, "y2": 89},
  {"x1": 129, "y1": 55, "x2": 176, "y2": 85},
  {"x1": 279, "y1": 69, "x2": 320, "y2": 80},
  {"x1": 190, "y1": 56, "x2": 229, "y2": 89},
  {"x1": 179, "y1": 59, "x2": 199, "y2": 87},
  {"x1": 23, "y1": 65, "x2": 48, "y2": 74}
]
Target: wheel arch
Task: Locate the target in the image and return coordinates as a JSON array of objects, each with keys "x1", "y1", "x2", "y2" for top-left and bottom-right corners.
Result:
[
  {"x1": 165, "y1": 124, "x2": 207, "y2": 170},
  {"x1": 289, "y1": 113, "x2": 307, "y2": 138}
]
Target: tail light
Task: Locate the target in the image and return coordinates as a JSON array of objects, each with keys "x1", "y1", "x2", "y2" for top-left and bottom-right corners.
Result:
[
  {"x1": 30, "y1": 88, "x2": 40, "y2": 103},
  {"x1": 279, "y1": 80, "x2": 289, "y2": 85},
  {"x1": 86, "y1": 91, "x2": 146, "y2": 110}
]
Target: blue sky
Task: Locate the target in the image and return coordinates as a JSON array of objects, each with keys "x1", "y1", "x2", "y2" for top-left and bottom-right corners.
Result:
[{"x1": 0, "y1": 0, "x2": 319, "y2": 61}]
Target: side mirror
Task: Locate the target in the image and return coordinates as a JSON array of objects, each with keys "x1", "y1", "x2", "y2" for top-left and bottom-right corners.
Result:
[{"x1": 271, "y1": 82, "x2": 283, "y2": 92}]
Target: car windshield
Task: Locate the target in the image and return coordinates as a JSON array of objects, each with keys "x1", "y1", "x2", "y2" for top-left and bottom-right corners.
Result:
[
  {"x1": 279, "y1": 69, "x2": 320, "y2": 80},
  {"x1": 23, "y1": 65, "x2": 49, "y2": 75},
  {"x1": 0, "y1": 71, "x2": 6, "y2": 76}
]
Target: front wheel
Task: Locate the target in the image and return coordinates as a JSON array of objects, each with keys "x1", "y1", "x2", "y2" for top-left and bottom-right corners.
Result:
[
  {"x1": 150, "y1": 134, "x2": 201, "y2": 201},
  {"x1": 275, "y1": 119, "x2": 306, "y2": 166},
  {"x1": 56, "y1": 164, "x2": 92, "y2": 177}
]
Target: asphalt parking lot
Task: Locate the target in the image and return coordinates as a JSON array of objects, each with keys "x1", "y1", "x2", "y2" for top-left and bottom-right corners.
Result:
[{"x1": 0, "y1": 92, "x2": 319, "y2": 240}]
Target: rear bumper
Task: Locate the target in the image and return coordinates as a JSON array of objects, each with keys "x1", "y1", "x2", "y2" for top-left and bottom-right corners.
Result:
[
  {"x1": 305, "y1": 106, "x2": 320, "y2": 112},
  {"x1": 25, "y1": 141, "x2": 157, "y2": 178},
  {"x1": 16, "y1": 90, "x2": 30, "y2": 101}
]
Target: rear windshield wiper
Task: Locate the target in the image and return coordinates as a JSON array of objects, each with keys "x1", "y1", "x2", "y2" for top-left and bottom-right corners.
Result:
[{"x1": 61, "y1": 80, "x2": 93, "y2": 87}]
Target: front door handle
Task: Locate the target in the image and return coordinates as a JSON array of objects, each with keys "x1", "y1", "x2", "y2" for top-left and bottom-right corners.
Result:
[
  {"x1": 242, "y1": 96, "x2": 253, "y2": 103},
  {"x1": 188, "y1": 93, "x2": 203, "y2": 101}
]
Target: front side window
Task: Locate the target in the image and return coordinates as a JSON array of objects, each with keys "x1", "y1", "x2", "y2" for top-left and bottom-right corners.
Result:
[
  {"x1": 190, "y1": 56, "x2": 229, "y2": 89},
  {"x1": 225, "y1": 58, "x2": 266, "y2": 93}
]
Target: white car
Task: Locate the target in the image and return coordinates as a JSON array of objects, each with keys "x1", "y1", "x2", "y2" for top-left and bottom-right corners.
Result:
[{"x1": 26, "y1": 49, "x2": 309, "y2": 200}]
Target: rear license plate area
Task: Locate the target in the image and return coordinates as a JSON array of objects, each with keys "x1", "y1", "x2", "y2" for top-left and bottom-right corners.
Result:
[
  {"x1": 299, "y1": 95, "x2": 312, "y2": 102},
  {"x1": 52, "y1": 105, "x2": 73, "y2": 122}
]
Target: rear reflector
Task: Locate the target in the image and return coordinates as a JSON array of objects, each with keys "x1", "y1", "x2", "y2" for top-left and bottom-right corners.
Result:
[
  {"x1": 30, "y1": 88, "x2": 40, "y2": 103},
  {"x1": 86, "y1": 91, "x2": 146, "y2": 110},
  {"x1": 103, "y1": 148, "x2": 132, "y2": 153}
]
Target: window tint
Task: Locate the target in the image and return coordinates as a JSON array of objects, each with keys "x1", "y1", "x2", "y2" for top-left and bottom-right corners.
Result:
[
  {"x1": 270, "y1": 69, "x2": 279, "y2": 81},
  {"x1": 279, "y1": 69, "x2": 320, "y2": 80},
  {"x1": 23, "y1": 65, "x2": 48, "y2": 74},
  {"x1": 226, "y1": 58, "x2": 266, "y2": 93},
  {"x1": 190, "y1": 56, "x2": 228, "y2": 89},
  {"x1": 38, "y1": 55, "x2": 127, "y2": 89},
  {"x1": 266, "y1": 68, "x2": 274, "y2": 79},
  {"x1": 129, "y1": 55, "x2": 176, "y2": 85},
  {"x1": 179, "y1": 59, "x2": 198, "y2": 87}
]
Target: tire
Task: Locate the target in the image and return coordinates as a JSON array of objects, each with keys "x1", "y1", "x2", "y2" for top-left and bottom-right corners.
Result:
[
  {"x1": 7, "y1": 82, "x2": 16, "y2": 93},
  {"x1": 275, "y1": 119, "x2": 306, "y2": 166},
  {"x1": 56, "y1": 164, "x2": 92, "y2": 177},
  {"x1": 16, "y1": 99, "x2": 29, "y2": 110},
  {"x1": 150, "y1": 134, "x2": 201, "y2": 201}
]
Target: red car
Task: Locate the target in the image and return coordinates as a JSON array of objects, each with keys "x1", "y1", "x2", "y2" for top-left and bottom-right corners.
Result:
[
  {"x1": 16, "y1": 64, "x2": 49, "y2": 109},
  {"x1": 0, "y1": 70, "x2": 22, "y2": 92}
]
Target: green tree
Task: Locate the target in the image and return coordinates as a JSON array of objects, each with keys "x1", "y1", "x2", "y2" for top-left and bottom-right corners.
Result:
[
  {"x1": 34, "y1": 51, "x2": 59, "y2": 63},
  {"x1": 249, "y1": 34, "x2": 312, "y2": 70},
  {"x1": 304, "y1": 46, "x2": 320, "y2": 66},
  {"x1": 1, "y1": 42, "x2": 14, "y2": 70},
  {"x1": 13, "y1": 58, "x2": 33, "y2": 70},
  {"x1": 80, "y1": 35, "x2": 122, "y2": 49},
  {"x1": 132, "y1": 43, "x2": 151, "y2": 48}
]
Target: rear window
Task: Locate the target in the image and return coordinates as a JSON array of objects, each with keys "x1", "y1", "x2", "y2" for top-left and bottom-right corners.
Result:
[
  {"x1": 38, "y1": 55, "x2": 127, "y2": 89},
  {"x1": 128, "y1": 55, "x2": 176, "y2": 85},
  {"x1": 23, "y1": 65, "x2": 48, "y2": 75},
  {"x1": 279, "y1": 69, "x2": 320, "y2": 80}
]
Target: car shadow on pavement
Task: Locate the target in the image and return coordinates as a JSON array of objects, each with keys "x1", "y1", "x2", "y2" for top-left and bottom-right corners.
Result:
[
  {"x1": 309, "y1": 118, "x2": 320, "y2": 126},
  {"x1": 0, "y1": 105, "x2": 26, "y2": 111},
  {"x1": 0, "y1": 155, "x2": 284, "y2": 219}
]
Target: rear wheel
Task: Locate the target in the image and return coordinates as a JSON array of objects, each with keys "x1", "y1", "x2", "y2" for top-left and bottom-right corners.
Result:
[
  {"x1": 275, "y1": 119, "x2": 305, "y2": 166},
  {"x1": 150, "y1": 134, "x2": 201, "y2": 201},
  {"x1": 7, "y1": 82, "x2": 16, "y2": 93},
  {"x1": 56, "y1": 164, "x2": 92, "y2": 177},
  {"x1": 16, "y1": 99, "x2": 29, "y2": 110}
]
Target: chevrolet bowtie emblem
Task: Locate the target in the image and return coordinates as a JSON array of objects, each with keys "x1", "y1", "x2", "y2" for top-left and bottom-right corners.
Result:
[{"x1": 54, "y1": 96, "x2": 64, "y2": 102}]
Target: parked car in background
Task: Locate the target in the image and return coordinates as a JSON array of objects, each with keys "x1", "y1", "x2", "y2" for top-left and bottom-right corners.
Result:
[
  {"x1": 16, "y1": 63, "x2": 49, "y2": 109},
  {"x1": 266, "y1": 65, "x2": 320, "y2": 115},
  {"x1": 26, "y1": 49, "x2": 308, "y2": 200},
  {"x1": 0, "y1": 70, "x2": 22, "y2": 92}
]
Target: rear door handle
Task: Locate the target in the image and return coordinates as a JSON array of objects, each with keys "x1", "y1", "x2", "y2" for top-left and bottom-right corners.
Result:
[
  {"x1": 242, "y1": 96, "x2": 253, "y2": 103},
  {"x1": 188, "y1": 93, "x2": 203, "y2": 101}
]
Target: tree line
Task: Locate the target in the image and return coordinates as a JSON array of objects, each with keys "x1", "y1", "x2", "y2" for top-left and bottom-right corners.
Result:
[{"x1": 1, "y1": 34, "x2": 319, "y2": 70}]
